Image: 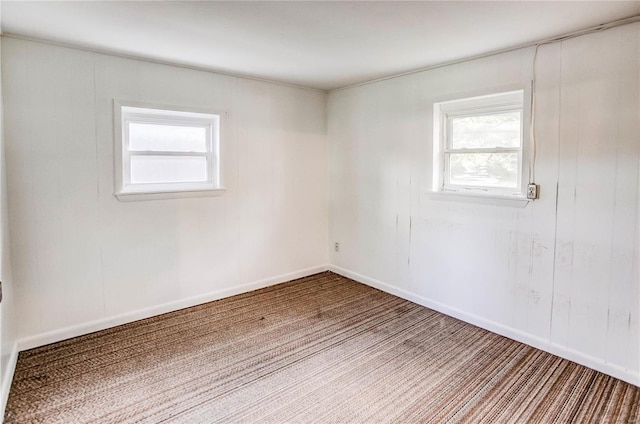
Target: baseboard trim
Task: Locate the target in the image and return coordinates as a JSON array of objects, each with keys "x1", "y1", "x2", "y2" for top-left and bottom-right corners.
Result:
[
  {"x1": 0, "y1": 342, "x2": 18, "y2": 421},
  {"x1": 17, "y1": 265, "x2": 329, "y2": 352},
  {"x1": 328, "y1": 265, "x2": 640, "y2": 387}
]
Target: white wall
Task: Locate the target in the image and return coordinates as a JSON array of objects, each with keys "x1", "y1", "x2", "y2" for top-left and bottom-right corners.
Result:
[
  {"x1": 1, "y1": 37, "x2": 328, "y2": 346},
  {"x1": 0, "y1": 31, "x2": 18, "y2": 415},
  {"x1": 328, "y1": 23, "x2": 639, "y2": 385}
]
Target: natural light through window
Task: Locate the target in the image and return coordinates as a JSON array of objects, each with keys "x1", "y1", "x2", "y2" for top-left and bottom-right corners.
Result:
[
  {"x1": 115, "y1": 102, "x2": 223, "y2": 200},
  {"x1": 433, "y1": 90, "x2": 526, "y2": 199}
]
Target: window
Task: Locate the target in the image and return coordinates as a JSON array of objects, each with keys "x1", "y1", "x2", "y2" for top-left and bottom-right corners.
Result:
[
  {"x1": 433, "y1": 90, "x2": 527, "y2": 199},
  {"x1": 114, "y1": 102, "x2": 223, "y2": 200}
]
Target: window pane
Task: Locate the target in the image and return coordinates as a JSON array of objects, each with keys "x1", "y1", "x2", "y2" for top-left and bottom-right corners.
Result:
[
  {"x1": 451, "y1": 111, "x2": 521, "y2": 149},
  {"x1": 130, "y1": 156, "x2": 208, "y2": 184},
  {"x1": 449, "y1": 152, "x2": 518, "y2": 188},
  {"x1": 129, "y1": 123, "x2": 207, "y2": 152}
]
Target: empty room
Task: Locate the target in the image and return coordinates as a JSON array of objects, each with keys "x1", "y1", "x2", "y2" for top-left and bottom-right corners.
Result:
[{"x1": 0, "y1": 1, "x2": 638, "y2": 422}]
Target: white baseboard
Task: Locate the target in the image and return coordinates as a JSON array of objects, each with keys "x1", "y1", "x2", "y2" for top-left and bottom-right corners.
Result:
[
  {"x1": 18, "y1": 265, "x2": 329, "y2": 352},
  {"x1": 328, "y1": 265, "x2": 640, "y2": 387},
  {"x1": 0, "y1": 342, "x2": 18, "y2": 421}
]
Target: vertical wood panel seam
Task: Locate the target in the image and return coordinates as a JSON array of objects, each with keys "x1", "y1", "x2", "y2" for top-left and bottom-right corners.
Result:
[
  {"x1": 549, "y1": 42, "x2": 563, "y2": 344},
  {"x1": 54, "y1": 46, "x2": 65, "y2": 325},
  {"x1": 567, "y1": 36, "x2": 581, "y2": 344},
  {"x1": 603, "y1": 27, "x2": 623, "y2": 367},
  {"x1": 234, "y1": 76, "x2": 241, "y2": 287},
  {"x1": 24, "y1": 41, "x2": 45, "y2": 333},
  {"x1": 92, "y1": 54, "x2": 107, "y2": 319},
  {"x1": 629, "y1": 23, "x2": 640, "y2": 372}
]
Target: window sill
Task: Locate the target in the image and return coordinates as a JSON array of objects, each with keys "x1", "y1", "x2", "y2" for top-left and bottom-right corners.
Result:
[
  {"x1": 426, "y1": 191, "x2": 530, "y2": 208},
  {"x1": 115, "y1": 187, "x2": 226, "y2": 202}
]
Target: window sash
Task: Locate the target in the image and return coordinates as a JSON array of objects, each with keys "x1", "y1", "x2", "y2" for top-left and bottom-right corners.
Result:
[
  {"x1": 444, "y1": 108, "x2": 523, "y2": 148},
  {"x1": 442, "y1": 152, "x2": 523, "y2": 193},
  {"x1": 441, "y1": 106, "x2": 524, "y2": 194},
  {"x1": 127, "y1": 151, "x2": 210, "y2": 157},
  {"x1": 443, "y1": 147, "x2": 521, "y2": 154},
  {"x1": 123, "y1": 117, "x2": 214, "y2": 151},
  {"x1": 118, "y1": 106, "x2": 220, "y2": 194}
]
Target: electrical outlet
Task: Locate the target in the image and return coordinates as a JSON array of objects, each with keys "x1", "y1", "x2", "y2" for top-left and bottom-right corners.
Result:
[
  {"x1": 527, "y1": 183, "x2": 539, "y2": 200},
  {"x1": 334, "y1": 242, "x2": 339, "y2": 252}
]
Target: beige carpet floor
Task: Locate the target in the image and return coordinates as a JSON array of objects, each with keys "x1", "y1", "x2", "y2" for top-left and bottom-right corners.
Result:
[{"x1": 4, "y1": 271, "x2": 640, "y2": 423}]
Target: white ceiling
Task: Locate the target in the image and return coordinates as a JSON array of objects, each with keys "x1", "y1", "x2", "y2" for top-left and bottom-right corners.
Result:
[{"x1": 2, "y1": 1, "x2": 639, "y2": 90}]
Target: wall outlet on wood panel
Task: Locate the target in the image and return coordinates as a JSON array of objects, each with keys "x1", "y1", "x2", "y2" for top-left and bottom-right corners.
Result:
[{"x1": 527, "y1": 183, "x2": 539, "y2": 200}]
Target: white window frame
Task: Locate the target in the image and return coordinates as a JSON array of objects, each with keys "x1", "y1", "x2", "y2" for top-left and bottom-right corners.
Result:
[
  {"x1": 114, "y1": 100, "x2": 225, "y2": 201},
  {"x1": 432, "y1": 89, "x2": 529, "y2": 203}
]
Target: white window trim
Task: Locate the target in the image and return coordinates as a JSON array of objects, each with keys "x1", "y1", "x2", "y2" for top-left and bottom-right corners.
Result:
[
  {"x1": 431, "y1": 88, "x2": 531, "y2": 207},
  {"x1": 114, "y1": 100, "x2": 226, "y2": 201}
]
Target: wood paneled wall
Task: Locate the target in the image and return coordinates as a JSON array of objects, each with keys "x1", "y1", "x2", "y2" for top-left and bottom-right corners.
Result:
[
  {"x1": 2, "y1": 37, "x2": 328, "y2": 344},
  {"x1": 328, "y1": 23, "x2": 639, "y2": 384}
]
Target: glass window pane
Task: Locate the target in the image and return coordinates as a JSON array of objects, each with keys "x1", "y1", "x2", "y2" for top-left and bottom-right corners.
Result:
[
  {"x1": 129, "y1": 122, "x2": 208, "y2": 152},
  {"x1": 449, "y1": 152, "x2": 518, "y2": 188},
  {"x1": 451, "y1": 111, "x2": 521, "y2": 149},
  {"x1": 130, "y1": 156, "x2": 208, "y2": 184}
]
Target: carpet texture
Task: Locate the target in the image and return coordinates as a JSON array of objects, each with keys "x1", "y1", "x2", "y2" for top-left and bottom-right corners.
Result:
[{"x1": 4, "y1": 272, "x2": 639, "y2": 423}]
